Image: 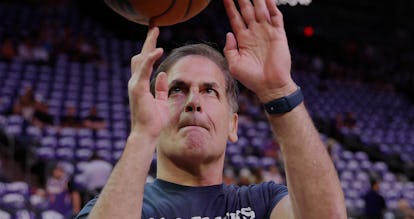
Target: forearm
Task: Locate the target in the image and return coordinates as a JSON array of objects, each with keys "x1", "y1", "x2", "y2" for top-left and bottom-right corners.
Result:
[
  {"x1": 269, "y1": 103, "x2": 346, "y2": 219},
  {"x1": 89, "y1": 133, "x2": 156, "y2": 219}
]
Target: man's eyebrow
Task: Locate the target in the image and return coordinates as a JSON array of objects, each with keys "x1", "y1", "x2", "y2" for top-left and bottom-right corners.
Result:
[
  {"x1": 202, "y1": 82, "x2": 220, "y2": 89},
  {"x1": 169, "y1": 80, "x2": 187, "y2": 89},
  {"x1": 169, "y1": 80, "x2": 221, "y2": 89}
]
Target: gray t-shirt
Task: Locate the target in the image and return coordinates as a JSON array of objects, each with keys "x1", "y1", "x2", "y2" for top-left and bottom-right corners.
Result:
[{"x1": 76, "y1": 179, "x2": 288, "y2": 219}]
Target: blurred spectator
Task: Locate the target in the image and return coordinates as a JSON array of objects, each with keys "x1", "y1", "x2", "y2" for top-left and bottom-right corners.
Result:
[
  {"x1": 83, "y1": 106, "x2": 106, "y2": 130},
  {"x1": 263, "y1": 165, "x2": 284, "y2": 185},
  {"x1": 17, "y1": 37, "x2": 33, "y2": 62},
  {"x1": 0, "y1": 37, "x2": 16, "y2": 61},
  {"x1": 238, "y1": 168, "x2": 254, "y2": 186},
  {"x1": 32, "y1": 40, "x2": 50, "y2": 65},
  {"x1": 60, "y1": 105, "x2": 82, "y2": 128},
  {"x1": 223, "y1": 167, "x2": 236, "y2": 185},
  {"x1": 32, "y1": 102, "x2": 54, "y2": 128},
  {"x1": 252, "y1": 167, "x2": 264, "y2": 184},
  {"x1": 362, "y1": 179, "x2": 387, "y2": 219},
  {"x1": 46, "y1": 163, "x2": 73, "y2": 218},
  {"x1": 343, "y1": 111, "x2": 357, "y2": 129},
  {"x1": 13, "y1": 86, "x2": 37, "y2": 121},
  {"x1": 394, "y1": 198, "x2": 414, "y2": 219},
  {"x1": 77, "y1": 153, "x2": 113, "y2": 200}
]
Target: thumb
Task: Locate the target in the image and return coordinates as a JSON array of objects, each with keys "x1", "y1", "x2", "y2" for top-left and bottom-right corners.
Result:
[
  {"x1": 223, "y1": 32, "x2": 239, "y2": 66},
  {"x1": 155, "y1": 72, "x2": 168, "y2": 101}
]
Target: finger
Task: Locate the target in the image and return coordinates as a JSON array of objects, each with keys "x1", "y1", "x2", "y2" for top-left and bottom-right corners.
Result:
[
  {"x1": 223, "y1": 32, "x2": 240, "y2": 73},
  {"x1": 237, "y1": 0, "x2": 256, "y2": 25},
  {"x1": 155, "y1": 72, "x2": 168, "y2": 101},
  {"x1": 223, "y1": 0, "x2": 247, "y2": 34},
  {"x1": 253, "y1": 0, "x2": 270, "y2": 22},
  {"x1": 141, "y1": 26, "x2": 160, "y2": 54},
  {"x1": 131, "y1": 47, "x2": 163, "y2": 82},
  {"x1": 265, "y1": 0, "x2": 284, "y2": 27},
  {"x1": 138, "y1": 48, "x2": 164, "y2": 82}
]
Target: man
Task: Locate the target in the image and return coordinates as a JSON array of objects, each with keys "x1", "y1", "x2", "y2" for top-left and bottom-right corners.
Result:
[
  {"x1": 363, "y1": 179, "x2": 386, "y2": 219},
  {"x1": 77, "y1": 0, "x2": 346, "y2": 218}
]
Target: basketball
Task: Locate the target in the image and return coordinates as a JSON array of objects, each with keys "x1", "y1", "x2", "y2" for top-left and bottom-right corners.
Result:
[{"x1": 104, "y1": 0, "x2": 211, "y2": 26}]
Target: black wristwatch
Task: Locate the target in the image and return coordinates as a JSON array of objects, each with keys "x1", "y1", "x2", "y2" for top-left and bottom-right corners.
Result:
[{"x1": 263, "y1": 87, "x2": 303, "y2": 114}]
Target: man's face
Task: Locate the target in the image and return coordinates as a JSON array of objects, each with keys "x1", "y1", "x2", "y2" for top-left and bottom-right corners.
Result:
[{"x1": 157, "y1": 55, "x2": 238, "y2": 165}]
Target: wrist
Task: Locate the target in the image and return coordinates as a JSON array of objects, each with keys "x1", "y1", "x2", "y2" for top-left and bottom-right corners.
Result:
[
  {"x1": 257, "y1": 82, "x2": 298, "y2": 103},
  {"x1": 127, "y1": 131, "x2": 158, "y2": 147},
  {"x1": 262, "y1": 86, "x2": 303, "y2": 115}
]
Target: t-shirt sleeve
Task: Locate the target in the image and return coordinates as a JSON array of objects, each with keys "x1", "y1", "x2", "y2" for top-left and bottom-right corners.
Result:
[
  {"x1": 75, "y1": 196, "x2": 98, "y2": 219},
  {"x1": 259, "y1": 181, "x2": 289, "y2": 218}
]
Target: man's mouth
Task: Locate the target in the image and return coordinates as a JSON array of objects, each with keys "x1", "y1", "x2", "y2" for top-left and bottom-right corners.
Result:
[{"x1": 179, "y1": 121, "x2": 209, "y2": 131}]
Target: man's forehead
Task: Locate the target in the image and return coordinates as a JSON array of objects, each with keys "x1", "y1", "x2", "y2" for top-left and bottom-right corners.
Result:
[{"x1": 166, "y1": 55, "x2": 226, "y2": 87}]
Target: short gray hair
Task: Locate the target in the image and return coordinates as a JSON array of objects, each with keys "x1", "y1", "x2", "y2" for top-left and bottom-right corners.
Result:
[{"x1": 150, "y1": 44, "x2": 239, "y2": 112}]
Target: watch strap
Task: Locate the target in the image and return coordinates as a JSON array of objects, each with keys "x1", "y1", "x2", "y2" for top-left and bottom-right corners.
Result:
[{"x1": 263, "y1": 87, "x2": 303, "y2": 114}]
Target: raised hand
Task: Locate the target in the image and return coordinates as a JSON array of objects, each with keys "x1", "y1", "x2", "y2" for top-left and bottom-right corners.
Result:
[
  {"x1": 223, "y1": 0, "x2": 297, "y2": 103},
  {"x1": 128, "y1": 27, "x2": 168, "y2": 138}
]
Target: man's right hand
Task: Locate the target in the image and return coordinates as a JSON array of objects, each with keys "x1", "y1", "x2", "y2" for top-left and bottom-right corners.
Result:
[{"x1": 128, "y1": 27, "x2": 168, "y2": 139}]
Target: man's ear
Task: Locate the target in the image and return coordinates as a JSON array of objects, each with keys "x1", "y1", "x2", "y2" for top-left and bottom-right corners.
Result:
[{"x1": 228, "y1": 113, "x2": 238, "y2": 143}]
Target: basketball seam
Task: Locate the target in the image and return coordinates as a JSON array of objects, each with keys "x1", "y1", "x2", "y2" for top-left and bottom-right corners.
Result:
[
  {"x1": 152, "y1": 0, "x2": 176, "y2": 20},
  {"x1": 184, "y1": 0, "x2": 192, "y2": 18}
]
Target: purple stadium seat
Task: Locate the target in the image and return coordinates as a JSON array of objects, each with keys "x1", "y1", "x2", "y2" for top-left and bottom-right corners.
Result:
[
  {"x1": 45, "y1": 126, "x2": 58, "y2": 136},
  {"x1": 346, "y1": 159, "x2": 360, "y2": 172},
  {"x1": 41, "y1": 136, "x2": 57, "y2": 148},
  {"x1": 383, "y1": 172, "x2": 397, "y2": 183},
  {"x1": 97, "y1": 149, "x2": 112, "y2": 162},
  {"x1": 236, "y1": 136, "x2": 249, "y2": 148},
  {"x1": 96, "y1": 139, "x2": 112, "y2": 150},
  {"x1": 7, "y1": 115, "x2": 24, "y2": 125},
  {"x1": 59, "y1": 128, "x2": 76, "y2": 137},
  {"x1": 77, "y1": 128, "x2": 93, "y2": 139},
  {"x1": 360, "y1": 160, "x2": 372, "y2": 172},
  {"x1": 1, "y1": 193, "x2": 26, "y2": 210},
  {"x1": 354, "y1": 151, "x2": 368, "y2": 162},
  {"x1": 0, "y1": 210, "x2": 11, "y2": 219},
  {"x1": 5, "y1": 124, "x2": 22, "y2": 136},
  {"x1": 340, "y1": 150, "x2": 354, "y2": 161},
  {"x1": 373, "y1": 161, "x2": 388, "y2": 175},
  {"x1": 340, "y1": 170, "x2": 354, "y2": 181},
  {"x1": 113, "y1": 121, "x2": 127, "y2": 130},
  {"x1": 59, "y1": 161, "x2": 75, "y2": 176},
  {"x1": 37, "y1": 147, "x2": 55, "y2": 160},
  {"x1": 114, "y1": 139, "x2": 126, "y2": 150},
  {"x1": 58, "y1": 137, "x2": 76, "y2": 149},
  {"x1": 41, "y1": 210, "x2": 64, "y2": 219},
  {"x1": 334, "y1": 160, "x2": 346, "y2": 172},
  {"x1": 245, "y1": 156, "x2": 259, "y2": 168},
  {"x1": 15, "y1": 210, "x2": 36, "y2": 219},
  {"x1": 230, "y1": 155, "x2": 245, "y2": 168},
  {"x1": 354, "y1": 198, "x2": 365, "y2": 210},
  {"x1": 78, "y1": 138, "x2": 94, "y2": 149},
  {"x1": 112, "y1": 150, "x2": 123, "y2": 162},
  {"x1": 26, "y1": 126, "x2": 43, "y2": 138},
  {"x1": 226, "y1": 144, "x2": 241, "y2": 156},
  {"x1": 29, "y1": 194, "x2": 49, "y2": 212},
  {"x1": 95, "y1": 129, "x2": 111, "y2": 140},
  {"x1": 113, "y1": 129, "x2": 127, "y2": 140},
  {"x1": 260, "y1": 157, "x2": 276, "y2": 168},
  {"x1": 55, "y1": 148, "x2": 74, "y2": 161},
  {"x1": 5, "y1": 182, "x2": 29, "y2": 195},
  {"x1": 351, "y1": 181, "x2": 364, "y2": 193},
  {"x1": 75, "y1": 148, "x2": 93, "y2": 161}
]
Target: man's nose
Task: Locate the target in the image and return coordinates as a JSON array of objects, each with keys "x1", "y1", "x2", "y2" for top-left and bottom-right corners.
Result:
[{"x1": 185, "y1": 92, "x2": 202, "y2": 113}]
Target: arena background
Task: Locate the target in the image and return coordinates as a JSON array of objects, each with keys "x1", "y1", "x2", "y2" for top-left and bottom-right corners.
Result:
[{"x1": 0, "y1": 0, "x2": 413, "y2": 218}]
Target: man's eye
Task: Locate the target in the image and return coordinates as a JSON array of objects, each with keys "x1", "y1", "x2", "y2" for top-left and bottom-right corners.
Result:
[
  {"x1": 169, "y1": 87, "x2": 183, "y2": 96},
  {"x1": 205, "y1": 88, "x2": 218, "y2": 96}
]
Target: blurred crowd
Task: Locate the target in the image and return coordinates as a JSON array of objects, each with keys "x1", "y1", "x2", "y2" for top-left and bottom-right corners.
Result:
[{"x1": 0, "y1": 0, "x2": 414, "y2": 218}]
